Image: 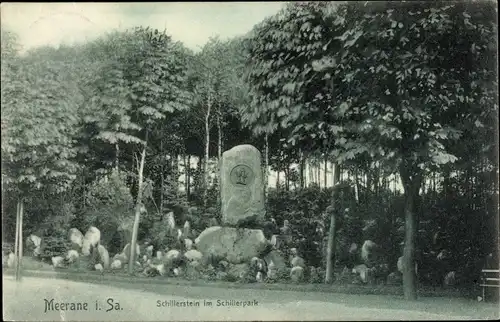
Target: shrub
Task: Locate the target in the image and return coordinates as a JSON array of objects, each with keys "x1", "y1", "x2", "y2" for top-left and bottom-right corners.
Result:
[{"x1": 39, "y1": 236, "x2": 69, "y2": 264}]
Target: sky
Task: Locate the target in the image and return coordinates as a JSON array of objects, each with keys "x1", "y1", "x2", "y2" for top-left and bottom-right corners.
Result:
[{"x1": 0, "y1": 2, "x2": 285, "y2": 52}]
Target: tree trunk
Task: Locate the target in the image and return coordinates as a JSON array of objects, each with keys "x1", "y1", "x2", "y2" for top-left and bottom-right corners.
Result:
[
  {"x1": 309, "y1": 161, "x2": 314, "y2": 186},
  {"x1": 443, "y1": 167, "x2": 451, "y2": 198},
  {"x1": 14, "y1": 199, "x2": 24, "y2": 281},
  {"x1": 183, "y1": 154, "x2": 188, "y2": 198},
  {"x1": 277, "y1": 171, "x2": 280, "y2": 189},
  {"x1": 173, "y1": 154, "x2": 179, "y2": 198},
  {"x1": 160, "y1": 140, "x2": 164, "y2": 215},
  {"x1": 128, "y1": 132, "x2": 148, "y2": 275},
  {"x1": 325, "y1": 163, "x2": 341, "y2": 284},
  {"x1": 196, "y1": 156, "x2": 203, "y2": 193},
  {"x1": 264, "y1": 133, "x2": 269, "y2": 196},
  {"x1": 285, "y1": 166, "x2": 290, "y2": 191},
  {"x1": 354, "y1": 168, "x2": 360, "y2": 203},
  {"x1": 400, "y1": 165, "x2": 422, "y2": 300},
  {"x1": 204, "y1": 93, "x2": 212, "y2": 208},
  {"x1": 186, "y1": 155, "x2": 191, "y2": 200},
  {"x1": 217, "y1": 113, "x2": 222, "y2": 161},
  {"x1": 366, "y1": 171, "x2": 372, "y2": 200},
  {"x1": 324, "y1": 157, "x2": 328, "y2": 189},
  {"x1": 217, "y1": 112, "x2": 223, "y2": 209},
  {"x1": 374, "y1": 166, "x2": 380, "y2": 198},
  {"x1": 317, "y1": 161, "x2": 321, "y2": 189},
  {"x1": 115, "y1": 143, "x2": 120, "y2": 171},
  {"x1": 299, "y1": 150, "x2": 305, "y2": 189}
]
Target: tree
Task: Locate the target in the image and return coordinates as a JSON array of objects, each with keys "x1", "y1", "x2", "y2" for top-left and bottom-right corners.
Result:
[
  {"x1": 243, "y1": 1, "x2": 497, "y2": 298},
  {"x1": 83, "y1": 27, "x2": 191, "y2": 274},
  {"x1": 322, "y1": 1, "x2": 497, "y2": 299},
  {"x1": 190, "y1": 37, "x2": 249, "y2": 208},
  {"x1": 243, "y1": 1, "x2": 345, "y2": 283},
  {"x1": 2, "y1": 35, "x2": 83, "y2": 280}
]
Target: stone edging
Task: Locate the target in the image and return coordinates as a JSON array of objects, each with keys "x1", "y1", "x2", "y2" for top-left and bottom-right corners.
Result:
[{"x1": 3, "y1": 268, "x2": 470, "y2": 298}]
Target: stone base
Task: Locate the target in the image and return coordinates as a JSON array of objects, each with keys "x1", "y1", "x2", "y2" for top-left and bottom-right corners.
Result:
[{"x1": 195, "y1": 226, "x2": 268, "y2": 264}]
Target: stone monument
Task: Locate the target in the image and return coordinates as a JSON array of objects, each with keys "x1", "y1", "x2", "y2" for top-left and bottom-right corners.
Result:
[
  {"x1": 220, "y1": 144, "x2": 265, "y2": 226},
  {"x1": 195, "y1": 144, "x2": 268, "y2": 264}
]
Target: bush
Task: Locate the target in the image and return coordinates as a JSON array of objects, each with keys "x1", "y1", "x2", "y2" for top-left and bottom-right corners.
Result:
[
  {"x1": 39, "y1": 236, "x2": 69, "y2": 264},
  {"x1": 83, "y1": 170, "x2": 135, "y2": 252}
]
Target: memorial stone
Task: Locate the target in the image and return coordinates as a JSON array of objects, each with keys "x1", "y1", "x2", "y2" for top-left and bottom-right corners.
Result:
[{"x1": 220, "y1": 145, "x2": 265, "y2": 226}]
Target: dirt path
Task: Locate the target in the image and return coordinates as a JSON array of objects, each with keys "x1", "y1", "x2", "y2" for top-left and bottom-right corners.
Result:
[{"x1": 3, "y1": 276, "x2": 498, "y2": 321}]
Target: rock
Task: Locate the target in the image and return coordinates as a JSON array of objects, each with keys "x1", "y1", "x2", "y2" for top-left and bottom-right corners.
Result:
[
  {"x1": 123, "y1": 243, "x2": 141, "y2": 261},
  {"x1": 195, "y1": 226, "x2": 268, "y2": 264},
  {"x1": 7, "y1": 252, "x2": 15, "y2": 268},
  {"x1": 164, "y1": 250, "x2": 185, "y2": 267},
  {"x1": 82, "y1": 227, "x2": 101, "y2": 256},
  {"x1": 143, "y1": 265, "x2": 160, "y2": 277},
  {"x1": 361, "y1": 240, "x2": 379, "y2": 267},
  {"x1": 111, "y1": 259, "x2": 122, "y2": 270},
  {"x1": 173, "y1": 267, "x2": 183, "y2": 277},
  {"x1": 183, "y1": 221, "x2": 191, "y2": 239},
  {"x1": 270, "y1": 235, "x2": 278, "y2": 248},
  {"x1": 184, "y1": 249, "x2": 203, "y2": 262},
  {"x1": 165, "y1": 212, "x2": 176, "y2": 231},
  {"x1": 95, "y1": 263, "x2": 104, "y2": 272},
  {"x1": 97, "y1": 245, "x2": 110, "y2": 269},
  {"x1": 52, "y1": 256, "x2": 65, "y2": 268},
  {"x1": 184, "y1": 239, "x2": 193, "y2": 250},
  {"x1": 26, "y1": 234, "x2": 42, "y2": 256},
  {"x1": 68, "y1": 228, "x2": 84, "y2": 248},
  {"x1": 227, "y1": 263, "x2": 250, "y2": 280},
  {"x1": 250, "y1": 257, "x2": 267, "y2": 272},
  {"x1": 291, "y1": 256, "x2": 306, "y2": 268},
  {"x1": 156, "y1": 263, "x2": 166, "y2": 276},
  {"x1": 218, "y1": 260, "x2": 230, "y2": 271},
  {"x1": 386, "y1": 272, "x2": 402, "y2": 285},
  {"x1": 66, "y1": 250, "x2": 79, "y2": 263},
  {"x1": 352, "y1": 264, "x2": 370, "y2": 283},
  {"x1": 264, "y1": 250, "x2": 287, "y2": 271},
  {"x1": 256, "y1": 258, "x2": 267, "y2": 272},
  {"x1": 290, "y1": 266, "x2": 304, "y2": 283},
  {"x1": 189, "y1": 260, "x2": 201, "y2": 269},
  {"x1": 397, "y1": 256, "x2": 404, "y2": 273},
  {"x1": 220, "y1": 145, "x2": 266, "y2": 226},
  {"x1": 444, "y1": 271, "x2": 456, "y2": 286},
  {"x1": 165, "y1": 249, "x2": 181, "y2": 261},
  {"x1": 267, "y1": 261, "x2": 277, "y2": 280},
  {"x1": 113, "y1": 253, "x2": 127, "y2": 263}
]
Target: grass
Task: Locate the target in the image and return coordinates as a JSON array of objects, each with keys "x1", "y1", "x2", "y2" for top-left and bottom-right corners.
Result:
[{"x1": 3, "y1": 256, "x2": 486, "y2": 301}]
